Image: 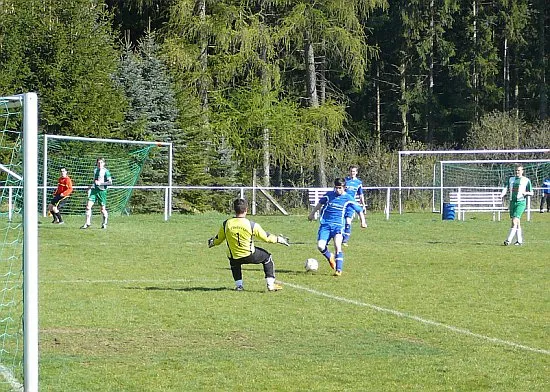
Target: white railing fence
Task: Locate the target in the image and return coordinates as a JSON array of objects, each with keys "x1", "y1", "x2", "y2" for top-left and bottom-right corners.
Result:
[{"x1": 1, "y1": 185, "x2": 546, "y2": 221}]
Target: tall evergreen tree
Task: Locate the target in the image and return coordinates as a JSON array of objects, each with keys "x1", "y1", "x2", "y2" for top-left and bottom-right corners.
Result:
[
  {"x1": 113, "y1": 31, "x2": 183, "y2": 210},
  {"x1": 0, "y1": 0, "x2": 125, "y2": 137}
]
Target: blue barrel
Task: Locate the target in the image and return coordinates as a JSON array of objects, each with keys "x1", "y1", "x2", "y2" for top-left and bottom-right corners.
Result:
[{"x1": 442, "y1": 203, "x2": 455, "y2": 220}]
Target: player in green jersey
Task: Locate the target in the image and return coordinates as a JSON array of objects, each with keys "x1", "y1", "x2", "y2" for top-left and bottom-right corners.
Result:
[
  {"x1": 208, "y1": 198, "x2": 289, "y2": 291},
  {"x1": 81, "y1": 157, "x2": 112, "y2": 229},
  {"x1": 500, "y1": 165, "x2": 533, "y2": 246}
]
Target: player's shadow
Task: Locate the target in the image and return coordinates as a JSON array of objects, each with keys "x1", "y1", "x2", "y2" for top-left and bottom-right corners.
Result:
[
  {"x1": 125, "y1": 286, "x2": 230, "y2": 292},
  {"x1": 426, "y1": 240, "x2": 487, "y2": 246}
]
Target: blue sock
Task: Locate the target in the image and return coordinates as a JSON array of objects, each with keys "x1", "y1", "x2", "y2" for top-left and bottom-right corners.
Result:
[
  {"x1": 343, "y1": 224, "x2": 351, "y2": 243},
  {"x1": 335, "y1": 252, "x2": 344, "y2": 271},
  {"x1": 321, "y1": 247, "x2": 332, "y2": 261}
]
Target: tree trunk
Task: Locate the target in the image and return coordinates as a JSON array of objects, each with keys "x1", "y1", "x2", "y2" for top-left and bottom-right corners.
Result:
[
  {"x1": 399, "y1": 61, "x2": 408, "y2": 149},
  {"x1": 472, "y1": 0, "x2": 479, "y2": 121},
  {"x1": 304, "y1": 36, "x2": 319, "y2": 108},
  {"x1": 318, "y1": 41, "x2": 326, "y2": 105},
  {"x1": 538, "y1": 0, "x2": 547, "y2": 120},
  {"x1": 260, "y1": 40, "x2": 271, "y2": 189},
  {"x1": 375, "y1": 63, "x2": 381, "y2": 156},
  {"x1": 197, "y1": 0, "x2": 208, "y2": 113},
  {"x1": 426, "y1": 0, "x2": 435, "y2": 143},
  {"x1": 503, "y1": 36, "x2": 509, "y2": 112},
  {"x1": 304, "y1": 33, "x2": 326, "y2": 186}
]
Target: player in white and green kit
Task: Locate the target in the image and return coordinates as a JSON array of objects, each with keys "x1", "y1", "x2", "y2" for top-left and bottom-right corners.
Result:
[
  {"x1": 500, "y1": 165, "x2": 533, "y2": 246},
  {"x1": 81, "y1": 157, "x2": 112, "y2": 229}
]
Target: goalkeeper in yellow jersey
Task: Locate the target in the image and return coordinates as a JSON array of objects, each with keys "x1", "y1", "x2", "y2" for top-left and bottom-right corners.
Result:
[{"x1": 208, "y1": 198, "x2": 289, "y2": 291}]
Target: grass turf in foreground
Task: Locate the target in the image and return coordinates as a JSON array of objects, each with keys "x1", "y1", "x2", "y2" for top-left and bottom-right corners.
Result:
[{"x1": 34, "y1": 212, "x2": 549, "y2": 391}]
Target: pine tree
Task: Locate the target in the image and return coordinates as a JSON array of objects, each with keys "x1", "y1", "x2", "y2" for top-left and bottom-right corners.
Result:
[{"x1": 0, "y1": 0, "x2": 126, "y2": 137}]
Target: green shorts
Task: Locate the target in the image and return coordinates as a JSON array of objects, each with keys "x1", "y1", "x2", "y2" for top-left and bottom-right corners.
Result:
[
  {"x1": 509, "y1": 201, "x2": 526, "y2": 219},
  {"x1": 88, "y1": 188, "x2": 107, "y2": 206}
]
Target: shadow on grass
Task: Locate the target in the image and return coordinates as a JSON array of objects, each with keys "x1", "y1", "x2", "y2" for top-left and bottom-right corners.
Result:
[
  {"x1": 126, "y1": 286, "x2": 231, "y2": 292},
  {"x1": 426, "y1": 240, "x2": 490, "y2": 246}
]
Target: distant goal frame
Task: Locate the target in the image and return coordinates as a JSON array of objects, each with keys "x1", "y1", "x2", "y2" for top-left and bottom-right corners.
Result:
[
  {"x1": 398, "y1": 149, "x2": 550, "y2": 214},
  {"x1": 41, "y1": 134, "x2": 174, "y2": 220}
]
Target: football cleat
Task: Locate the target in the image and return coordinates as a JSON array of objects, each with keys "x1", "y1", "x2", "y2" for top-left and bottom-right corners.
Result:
[
  {"x1": 267, "y1": 284, "x2": 283, "y2": 292},
  {"x1": 57, "y1": 221, "x2": 65, "y2": 225},
  {"x1": 235, "y1": 285, "x2": 244, "y2": 291},
  {"x1": 80, "y1": 224, "x2": 90, "y2": 229},
  {"x1": 514, "y1": 241, "x2": 522, "y2": 246},
  {"x1": 328, "y1": 254, "x2": 336, "y2": 270},
  {"x1": 333, "y1": 270, "x2": 342, "y2": 277},
  {"x1": 101, "y1": 223, "x2": 107, "y2": 229},
  {"x1": 503, "y1": 240, "x2": 510, "y2": 246}
]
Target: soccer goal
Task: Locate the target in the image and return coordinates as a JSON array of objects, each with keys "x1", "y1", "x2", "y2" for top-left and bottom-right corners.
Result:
[
  {"x1": 0, "y1": 93, "x2": 39, "y2": 391},
  {"x1": 41, "y1": 135, "x2": 173, "y2": 220},
  {"x1": 434, "y1": 159, "x2": 550, "y2": 213},
  {"x1": 398, "y1": 149, "x2": 550, "y2": 214}
]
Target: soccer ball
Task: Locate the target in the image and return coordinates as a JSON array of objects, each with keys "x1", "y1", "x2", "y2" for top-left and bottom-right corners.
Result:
[{"x1": 304, "y1": 258, "x2": 319, "y2": 272}]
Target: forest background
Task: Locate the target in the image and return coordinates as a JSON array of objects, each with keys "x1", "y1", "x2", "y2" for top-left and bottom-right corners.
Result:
[{"x1": 0, "y1": 0, "x2": 549, "y2": 212}]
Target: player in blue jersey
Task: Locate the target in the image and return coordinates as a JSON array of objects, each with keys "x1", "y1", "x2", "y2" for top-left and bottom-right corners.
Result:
[
  {"x1": 308, "y1": 178, "x2": 367, "y2": 276},
  {"x1": 342, "y1": 165, "x2": 367, "y2": 245}
]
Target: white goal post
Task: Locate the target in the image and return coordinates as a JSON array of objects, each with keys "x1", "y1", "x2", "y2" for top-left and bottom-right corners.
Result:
[
  {"x1": 398, "y1": 149, "x2": 550, "y2": 214},
  {"x1": 0, "y1": 93, "x2": 39, "y2": 391}
]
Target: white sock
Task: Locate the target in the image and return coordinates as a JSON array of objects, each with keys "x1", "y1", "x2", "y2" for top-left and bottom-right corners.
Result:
[
  {"x1": 235, "y1": 279, "x2": 243, "y2": 288},
  {"x1": 102, "y1": 211, "x2": 108, "y2": 225},
  {"x1": 85, "y1": 209, "x2": 92, "y2": 225},
  {"x1": 516, "y1": 228, "x2": 523, "y2": 243},
  {"x1": 507, "y1": 228, "x2": 517, "y2": 243},
  {"x1": 266, "y1": 277, "x2": 275, "y2": 288}
]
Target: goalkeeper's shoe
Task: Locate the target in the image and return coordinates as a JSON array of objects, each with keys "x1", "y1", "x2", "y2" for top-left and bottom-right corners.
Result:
[
  {"x1": 328, "y1": 254, "x2": 336, "y2": 270},
  {"x1": 267, "y1": 283, "x2": 283, "y2": 292},
  {"x1": 80, "y1": 224, "x2": 90, "y2": 229}
]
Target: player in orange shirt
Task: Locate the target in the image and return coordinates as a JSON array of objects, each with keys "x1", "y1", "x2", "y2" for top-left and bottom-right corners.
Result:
[{"x1": 48, "y1": 167, "x2": 73, "y2": 224}]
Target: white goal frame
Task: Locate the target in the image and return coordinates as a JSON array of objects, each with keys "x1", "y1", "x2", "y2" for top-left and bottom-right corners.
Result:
[
  {"x1": 1, "y1": 93, "x2": 39, "y2": 391},
  {"x1": 436, "y1": 159, "x2": 550, "y2": 213},
  {"x1": 398, "y1": 149, "x2": 550, "y2": 214},
  {"x1": 42, "y1": 135, "x2": 173, "y2": 220}
]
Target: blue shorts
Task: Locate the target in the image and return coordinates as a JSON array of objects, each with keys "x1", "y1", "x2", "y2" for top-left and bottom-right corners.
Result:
[{"x1": 317, "y1": 223, "x2": 344, "y2": 243}]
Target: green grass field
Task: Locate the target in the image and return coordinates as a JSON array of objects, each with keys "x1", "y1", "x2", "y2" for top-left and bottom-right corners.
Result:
[{"x1": 35, "y1": 211, "x2": 549, "y2": 391}]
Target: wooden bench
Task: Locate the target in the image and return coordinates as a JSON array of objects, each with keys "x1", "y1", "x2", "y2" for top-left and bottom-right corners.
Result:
[
  {"x1": 308, "y1": 188, "x2": 332, "y2": 218},
  {"x1": 448, "y1": 191, "x2": 506, "y2": 221},
  {"x1": 308, "y1": 187, "x2": 333, "y2": 208}
]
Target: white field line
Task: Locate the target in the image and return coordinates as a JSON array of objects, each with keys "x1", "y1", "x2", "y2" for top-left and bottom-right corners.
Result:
[
  {"x1": 45, "y1": 278, "x2": 549, "y2": 356},
  {"x1": 0, "y1": 364, "x2": 23, "y2": 392},
  {"x1": 281, "y1": 281, "x2": 550, "y2": 356},
  {"x1": 46, "y1": 278, "x2": 220, "y2": 284}
]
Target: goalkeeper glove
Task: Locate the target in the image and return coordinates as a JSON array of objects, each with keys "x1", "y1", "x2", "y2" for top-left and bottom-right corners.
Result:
[
  {"x1": 208, "y1": 238, "x2": 215, "y2": 248},
  {"x1": 277, "y1": 235, "x2": 290, "y2": 246}
]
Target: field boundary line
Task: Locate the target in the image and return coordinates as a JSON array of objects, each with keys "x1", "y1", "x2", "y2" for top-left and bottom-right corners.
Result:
[
  {"x1": 44, "y1": 278, "x2": 222, "y2": 284},
  {"x1": 282, "y1": 281, "x2": 550, "y2": 356}
]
